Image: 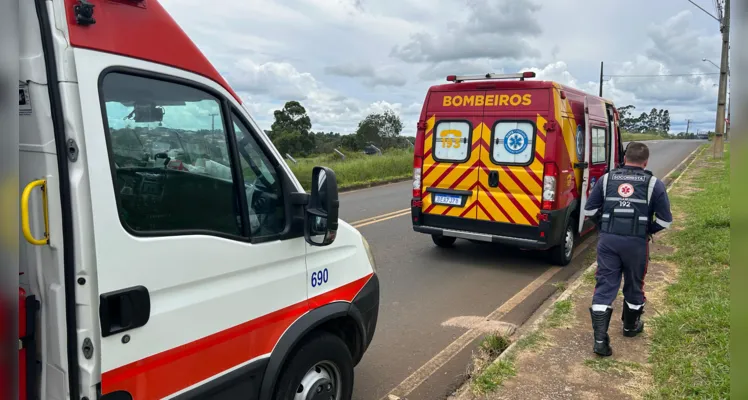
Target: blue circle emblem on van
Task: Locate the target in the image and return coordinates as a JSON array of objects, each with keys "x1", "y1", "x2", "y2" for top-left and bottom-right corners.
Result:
[
  {"x1": 504, "y1": 129, "x2": 529, "y2": 155},
  {"x1": 575, "y1": 125, "x2": 584, "y2": 160}
]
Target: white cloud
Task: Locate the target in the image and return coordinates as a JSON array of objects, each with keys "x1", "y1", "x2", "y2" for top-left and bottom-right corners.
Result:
[{"x1": 160, "y1": 0, "x2": 723, "y2": 135}]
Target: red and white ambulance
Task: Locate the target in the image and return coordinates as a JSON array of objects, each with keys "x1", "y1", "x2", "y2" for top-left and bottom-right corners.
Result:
[
  {"x1": 411, "y1": 72, "x2": 624, "y2": 265},
  {"x1": 17, "y1": 1, "x2": 379, "y2": 399}
]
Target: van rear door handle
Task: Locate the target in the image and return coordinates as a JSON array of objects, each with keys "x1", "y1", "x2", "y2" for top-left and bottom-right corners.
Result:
[
  {"x1": 488, "y1": 170, "x2": 500, "y2": 188},
  {"x1": 100, "y1": 286, "x2": 151, "y2": 337}
]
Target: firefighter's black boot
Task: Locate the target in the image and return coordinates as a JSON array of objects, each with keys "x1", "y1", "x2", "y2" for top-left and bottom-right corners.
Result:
[
  {"x1": 622, "y1": 303, "x2": 644, "y2": 337},
  {"x1": 590, "y1": 307, "x2": 613, "y2": 357}
]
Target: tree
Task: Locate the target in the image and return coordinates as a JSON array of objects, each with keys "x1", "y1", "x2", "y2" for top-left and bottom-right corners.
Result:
[
  {"x1": 618, "y1": 105, "x2": 636, "y2": 131},
  {"x1": 355, "y1": 109, "x2": 403, "y2": 149},
  {"x1": 269, "y1": 101, "x2": 315, "y2": 156}
]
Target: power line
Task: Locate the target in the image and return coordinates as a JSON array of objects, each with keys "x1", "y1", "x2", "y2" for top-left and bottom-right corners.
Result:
[{"x1": 604, "y1": 72, "x2": 720, "y2": 78}]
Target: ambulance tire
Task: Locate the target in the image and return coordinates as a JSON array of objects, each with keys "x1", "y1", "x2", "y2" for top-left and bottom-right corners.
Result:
[
  {"x1": 432, "y1": 234, "x2": 457, "y2": 248},
  {"x1": 273, "y1": 331, "x2": 354, "y2": 400},
  {"x1": 549, "y1": 219, "x2": 575, "y2": 266}
]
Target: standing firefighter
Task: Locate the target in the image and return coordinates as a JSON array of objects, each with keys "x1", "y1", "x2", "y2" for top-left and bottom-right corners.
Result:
[{"x1": 583, "y1": 142, "x2": 673, "y2": 356}]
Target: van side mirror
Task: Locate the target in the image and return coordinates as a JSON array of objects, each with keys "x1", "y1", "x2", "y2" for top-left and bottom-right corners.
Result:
[{"x1": 304, "y1": 166, "x2": 339, "y2": 246}]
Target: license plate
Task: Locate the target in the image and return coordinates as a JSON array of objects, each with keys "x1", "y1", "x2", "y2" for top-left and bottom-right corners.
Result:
[{"x1": 433, "y1": 193, "x2": 462, "y2": 206}]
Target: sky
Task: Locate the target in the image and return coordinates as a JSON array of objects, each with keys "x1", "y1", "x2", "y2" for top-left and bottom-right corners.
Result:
[{"x1": 160, "y1": 0, "x2": 726, "y2": 136}]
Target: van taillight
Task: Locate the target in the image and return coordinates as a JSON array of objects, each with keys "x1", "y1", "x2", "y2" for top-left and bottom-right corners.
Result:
[
  {"x1": 413, "y1": 122, "x2": 425, "y2": 199},
  {"x1": 542, "y1": 162, "x2": 558, "y2": 210}
]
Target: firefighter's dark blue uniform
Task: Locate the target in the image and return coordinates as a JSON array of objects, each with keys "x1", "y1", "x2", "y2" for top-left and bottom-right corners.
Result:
[{"x1": 583, "y1": 165, "x2": 672, "y2": 355}]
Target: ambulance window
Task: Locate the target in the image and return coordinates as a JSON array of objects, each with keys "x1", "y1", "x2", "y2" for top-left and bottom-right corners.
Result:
[
  {"x1": 491, "y1": 121, "x2": 535, "y2": 165},
  {"x1": 591, "y1": 127, "x2": 607, "y2": 164},
  {"x1": 231, "y1": 112, "x2": 286, "y2": 237},
  {"x1": 100, "y1": 72, "x2": 243, "y2": 236},
  {"x1": 434, "y1": 121, "x2": 471, "y2": 162}
]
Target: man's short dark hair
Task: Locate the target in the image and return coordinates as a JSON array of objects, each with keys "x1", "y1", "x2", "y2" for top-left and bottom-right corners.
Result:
[{"x1": 625, "y1": 142, "x2": 649, "y2": 164}]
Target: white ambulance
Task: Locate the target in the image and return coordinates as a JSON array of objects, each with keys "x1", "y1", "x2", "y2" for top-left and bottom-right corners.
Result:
[{"x1": 16, "y1": 1, "x2": 379, "y2": 399}]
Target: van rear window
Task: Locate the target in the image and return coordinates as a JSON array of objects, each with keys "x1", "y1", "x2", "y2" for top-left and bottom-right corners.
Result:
[
  {"x1": 491, "y1": 121, "x2": 535, "y2": 165},
  {"x1": 434, "y1": 121, "x2": 471, "y2": 162}
]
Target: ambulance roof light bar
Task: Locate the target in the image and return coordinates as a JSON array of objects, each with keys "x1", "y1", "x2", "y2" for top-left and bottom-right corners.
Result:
[{"x1": 446, "y1": 71, "x2": 536, "y2": 83}]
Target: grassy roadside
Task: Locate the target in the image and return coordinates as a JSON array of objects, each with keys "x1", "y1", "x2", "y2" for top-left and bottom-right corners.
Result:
[
  {"x1": 646, "y1": 146, "x2": 730, "y2": 399},
  {"x1": 622, "y1": 132, "x2": 665, "y2": 142},
  {"x1": 289, "y1": 149, "x2": 412, "y2": 191}
]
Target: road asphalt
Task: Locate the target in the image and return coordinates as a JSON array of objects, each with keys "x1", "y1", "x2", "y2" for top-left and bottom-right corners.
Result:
[{"x1": 342, "y1": 140, "x2": 705, "y2": 400}]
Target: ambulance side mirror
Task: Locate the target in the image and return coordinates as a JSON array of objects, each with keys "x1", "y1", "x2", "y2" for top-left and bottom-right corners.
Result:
[{"x1": 304, "y1": 166, "x2": 339, "y2": 246}]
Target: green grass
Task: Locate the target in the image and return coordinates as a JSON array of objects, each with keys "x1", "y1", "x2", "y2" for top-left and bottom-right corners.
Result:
[
  {"x1": 472, "y1": 358, "x2": 517, "y2": 395},
  {"x1": 551, "y1": 281, "x2": 567, "y2": 292},
  {"x1": 645, "y1": 146, "x2": 730, "y2": 399},
  {"x1": 514, "y1": 330, "x2": 546, "y2": 351},
  {"x1": 582, "y1": 268, "x2": 597, "y2": 286},
  {"x1": 545, "y1": 299, "x2": 573, "y2": 328},
  {"x1": 622, "y1": 132, "x2": 666, "y2": 142},
  {"x1": 479, "y1": 333, "x2": 511, "y2": 358},
  {"x1": 289, "y1": 148, "x2": 413, "y2": 190}
]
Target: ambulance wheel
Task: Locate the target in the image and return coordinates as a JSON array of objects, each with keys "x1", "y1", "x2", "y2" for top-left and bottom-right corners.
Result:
[
  {"x1": 549, "y1": 220, "x2": 575, "y2": 266},
  {"x1": 432, "y1": 234, "x2": 457, "y2": 248},
  {"x1": 273, "y1": 331, "x2": 354, "y2": 400}
]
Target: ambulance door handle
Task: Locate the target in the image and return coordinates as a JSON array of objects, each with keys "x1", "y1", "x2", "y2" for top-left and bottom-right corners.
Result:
[
  {"x1": 99, "y1": 285, "x2": 151, "y2": 337},
  {"x1": 488, "y1": 171, "x2": 500, "y2": 188},
  {"x1": 21, "y1": 179, "x2": 49, "y2": 246}
]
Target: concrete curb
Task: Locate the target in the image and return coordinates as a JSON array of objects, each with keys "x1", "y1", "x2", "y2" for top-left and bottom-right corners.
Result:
[
  {"x1": 339, "y1": 177, "x2": 410, "y2": 193},
  {"x1": 452, "y1": 143, "x2": 706, "y2": 400}
]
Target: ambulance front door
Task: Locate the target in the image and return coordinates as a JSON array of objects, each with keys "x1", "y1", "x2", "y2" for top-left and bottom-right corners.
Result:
[{"x1": 74, "y1": 50, "x2": 308, "y2": 399}]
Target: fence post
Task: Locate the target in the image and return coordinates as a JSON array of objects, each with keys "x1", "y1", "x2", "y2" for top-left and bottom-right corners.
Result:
[
  {"x1": 333, "y1": 148, "x2": 346, "y2": 160},
  {"x1": 285, "y1": 153, "x2": 297, "y2": 164}
]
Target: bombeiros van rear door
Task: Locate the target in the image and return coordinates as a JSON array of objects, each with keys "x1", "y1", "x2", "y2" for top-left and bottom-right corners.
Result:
[
  {"x1": 66, "y1": 3, "x2": 308, "y2": 398},
  {"x1": 476, "y1": 87, "x2": 550, "y2": 230},
  {"x1": 420, "y1": 90, "x2": 486, "y2": 220}
]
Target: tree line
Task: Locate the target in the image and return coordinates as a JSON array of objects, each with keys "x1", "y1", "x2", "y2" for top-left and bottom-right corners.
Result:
[
  {"x1": 266, "y1": 100, "x2": 410, "y2": 158},
  {"x1": 617, "y1": 105, "x2": 671, "y2": 135}
]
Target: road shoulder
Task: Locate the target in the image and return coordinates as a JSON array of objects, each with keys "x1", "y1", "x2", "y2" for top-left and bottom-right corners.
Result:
[{"x1": 449, "y1": 144, "x2": 729, "y2": 400}]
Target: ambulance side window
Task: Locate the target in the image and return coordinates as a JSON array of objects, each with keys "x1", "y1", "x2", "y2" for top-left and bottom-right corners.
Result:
[
  {"x1": 231, "y1": 112, "x2": 286, "y2": 237},
  {"x1": 433, "y1": 121, "x2": 471, "y2": 162},
  {"x1": 491, "y1": 121, "x2": 535, "y2": 165},
  {"x1": 101, "y1": 72, "x2": 243, "y2": 236},
  {"x1": 591, "y1": 127, "x2": 607, "y2": 164}
]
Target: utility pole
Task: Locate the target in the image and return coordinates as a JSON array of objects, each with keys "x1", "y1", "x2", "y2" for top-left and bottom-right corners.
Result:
[
  {"x1": 685, "y1": 119, "x2": 692, "y2": 136},
  {"x1": 209, "y1": 113, "x2": 218, "y2": 132},
  {"x1": 599, "y1": 61, "x2": 604, "y2": 97},
  {"x1": 713, "y1": 0, "x2": 729, "y2": 158}
]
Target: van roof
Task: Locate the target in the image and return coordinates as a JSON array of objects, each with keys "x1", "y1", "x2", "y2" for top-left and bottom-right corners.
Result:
[
  {"x1": 427, "y1": 79, "x2": 614, "y2": 105},
  {"x1": 63, "y1": 0, "x2": 241, "y2": 103}
]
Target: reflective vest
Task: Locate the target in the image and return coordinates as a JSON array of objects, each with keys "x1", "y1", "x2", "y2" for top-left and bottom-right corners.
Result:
[{"x1": 599, "y1": 168, "x2": 655, "y2": 238}]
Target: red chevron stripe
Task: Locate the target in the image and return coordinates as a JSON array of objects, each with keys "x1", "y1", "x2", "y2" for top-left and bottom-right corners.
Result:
[
  {"x1": 535, "y1": 152, "x2": 545, "y2": 164},
  {"x1": 424, "y1": 148, "x2": 432, "y2": 160},
  {"x1": 432, "y1": 163, "x2": 459, "y2": 188},
  {"x1": 459, "y1": 201, "x2": 477, "y2": 217},
  {"x1": 537, "y1": 129, "x2": 547, "y2": 142},
  {"x1": 500, "y1": 166, "x2": 541, "y2": 206},
  {"x1": 423, "y1": 162, "x2": 438, "y2": 180},
  {"x1": 498, "y1": 181, "x2": 537, "y2": 225},
  {"x1": 424, "y1": 203, "x2": 436, "y2": 213},
  {"x1": 525, "y1": 166, "x2": 543, "y2": 185},
  {"x1": 477, "y1": 182, "x2": 515, "y2": 223},
  {"x1": 449, "y1": 163, "x2": 479, "y2": 190},
  {"x1": 476, "y1": 201, "x2": 496, "y2": 222}
]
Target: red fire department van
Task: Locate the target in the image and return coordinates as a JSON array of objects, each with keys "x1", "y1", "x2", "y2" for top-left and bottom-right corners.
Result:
[
  {"x1": 17, "y1": 1, "x2": 378, "y2": 399},
  {"x1": 411, "y1": 72, "x2": 624, "y2": 265}
]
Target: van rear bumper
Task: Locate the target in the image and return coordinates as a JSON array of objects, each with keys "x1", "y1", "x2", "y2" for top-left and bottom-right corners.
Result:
[{"x1": 411, "y1": 204, "x2": 574, "y2": 250}]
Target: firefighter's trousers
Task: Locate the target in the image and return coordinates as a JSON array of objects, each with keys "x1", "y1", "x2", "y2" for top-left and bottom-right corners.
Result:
[{"x1": 592, "y1": 232, "x2": 649, "y2": 307}]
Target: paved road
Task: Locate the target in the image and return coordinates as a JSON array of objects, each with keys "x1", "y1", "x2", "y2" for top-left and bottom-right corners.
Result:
[{"x1": 344, "y1": 140, "x2": 704, "y2": 400}]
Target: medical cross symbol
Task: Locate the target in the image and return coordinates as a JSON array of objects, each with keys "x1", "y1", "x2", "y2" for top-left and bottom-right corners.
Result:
[
  {"x1": 503, "y1": 129, "x2": 529, "y2": 155},
  {"x1": 617, "y1": 183, "x2": 634, "y2": 198},
  {"x1": 508, "y1": 135, "x2": 523, "y2": 150}
]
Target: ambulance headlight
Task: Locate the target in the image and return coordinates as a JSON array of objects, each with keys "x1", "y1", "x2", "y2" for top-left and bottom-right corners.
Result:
[{"x1": 361, "y1": 235, "x2": 377, "y2": 273}]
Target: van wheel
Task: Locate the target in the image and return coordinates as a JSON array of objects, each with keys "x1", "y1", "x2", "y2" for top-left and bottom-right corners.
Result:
[
  {"x1": 549, "y1": 220, "x2": 575, "y2": 266},
  {"x1": 273, "y1": 332, "x2": 354, "y2": 400},
  {"x1": 432, "y1": 234, "x2": 456, "y2": 248}
]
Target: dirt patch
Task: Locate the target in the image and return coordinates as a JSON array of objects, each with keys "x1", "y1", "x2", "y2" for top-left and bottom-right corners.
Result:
[{"x1": 475, "y1": 257, "x2": 675, "y2": 400}]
